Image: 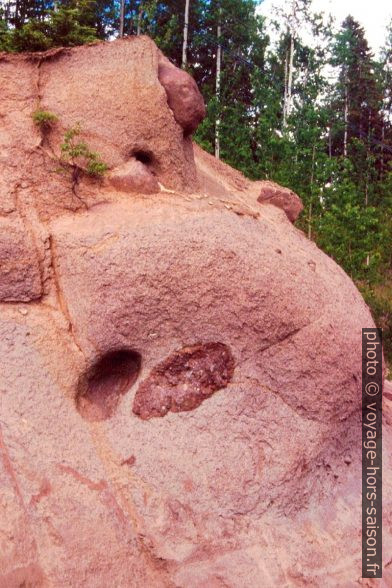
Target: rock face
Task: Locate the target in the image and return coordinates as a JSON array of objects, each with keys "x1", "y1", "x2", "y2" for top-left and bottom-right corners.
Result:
[
  {"x1": 0, "y1": 37, "x2": 391, "y2": 588},
  {"x1": 0, "y1": 217, "x2": 43, "y2": 301}
]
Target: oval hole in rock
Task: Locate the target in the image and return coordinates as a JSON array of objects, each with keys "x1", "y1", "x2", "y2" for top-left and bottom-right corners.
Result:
[
  {"x1": 133, "y1": 150, "x2": 154, "y2": 166},
  {"x1": 76, "y1": 349, "x2": 141, "y2": 421}
]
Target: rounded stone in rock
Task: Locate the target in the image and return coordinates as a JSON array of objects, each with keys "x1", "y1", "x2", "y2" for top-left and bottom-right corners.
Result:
[
  {"x1": 257, "y1": 180, "x2": 304, "y2": 222},
  {"x1": 158, "y1": 54, "x2": 206, "y2": 135}
]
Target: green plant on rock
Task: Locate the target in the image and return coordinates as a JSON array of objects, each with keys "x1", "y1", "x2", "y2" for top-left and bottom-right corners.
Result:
[
  {"x1": 32, "y1": 109, "x2": 58, "y2": 129},
  {"x1": 60, "y1": 124, "x2": 108, "y2": 178}
]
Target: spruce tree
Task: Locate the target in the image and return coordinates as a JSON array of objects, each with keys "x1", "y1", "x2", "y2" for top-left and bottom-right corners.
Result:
[{"x1": 330, "y1": 16, "x2": 384, "y2": 191}]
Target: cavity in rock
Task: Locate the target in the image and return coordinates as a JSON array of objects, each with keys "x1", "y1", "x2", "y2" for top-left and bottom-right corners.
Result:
[{"x1": 76, "y1": 349, "x2": 141, "y2": 421}]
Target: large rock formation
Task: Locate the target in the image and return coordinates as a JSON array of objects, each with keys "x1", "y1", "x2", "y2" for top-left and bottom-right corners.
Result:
[{"x1": 0, "y1": 37, "x2": 391, "y2": 587}]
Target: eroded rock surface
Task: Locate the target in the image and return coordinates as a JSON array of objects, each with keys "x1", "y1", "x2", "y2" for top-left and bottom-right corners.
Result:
[
  {"x1": 0, "y1": 36, "x2": 391, "y2": 588},
  {"x1": 0, "y1": 217, "x2": 42, "y2": 302}
]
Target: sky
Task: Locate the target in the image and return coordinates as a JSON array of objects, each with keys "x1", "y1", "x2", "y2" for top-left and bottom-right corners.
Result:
[{"x1": 257, "y1": 0, "x2": 392, "y2": 55}]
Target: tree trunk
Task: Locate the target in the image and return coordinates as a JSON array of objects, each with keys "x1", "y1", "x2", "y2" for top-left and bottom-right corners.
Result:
[
  {"x1": 308, "y1": 143, "x2": 316, "y2": 239},
  {"x1": 119, "y1": 0, "x2": 125, "y2": 37},
  {"x1": 380, "y1": 119, "x2": 385, "y2": 179},
  {"x1": 14, "y1": 0, "x2": 20, "y2": 28},
  {"x1": 215, "y1": 14, "x2": 222, "y2": 159},
  {"x1": 343, "y1": 73, "x2": 348, "y2": 157},
  {"x1": 283, "y1": 48, "x2": 288, "y2": 128},
  {"x1": 286, "y1": 32, "x2": 294, "y2": 120},
  {"x1": 137, "y1": 3, "x2": 143, "y2": 35},
  {"x1": 365, "y1": 113, "x2": 370, "y2": 267},
  {"x1": 283, "y1": 0, "x2": 295, "y2": 129},
  {"x1": 182, "y1": 0, "x2": 190, "y2": 69}
]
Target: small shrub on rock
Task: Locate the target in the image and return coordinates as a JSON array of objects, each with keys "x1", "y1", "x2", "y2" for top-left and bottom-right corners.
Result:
[
  {"x1": 61, "y1": 124, "x2": 108, "y2": 178},
  {"x1": 32, "y1": 109, "x2": 58, "y2": 129}
]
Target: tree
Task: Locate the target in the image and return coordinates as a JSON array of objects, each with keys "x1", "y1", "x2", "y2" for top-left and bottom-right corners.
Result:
[
  {"x1": 119, "y1": 0, "x2": 125, "y2": 36},
  {"x1": 330, "y1": 17, "x2": 384, "y2": 187},
  {"x1": 378, "y1": 19, "x2": 392, "y2": 180},
  {"x1": 11, "y1": 1, "x2": 97, "y2": 51},
  {"x1": 215, "y1": 4, "x2": 221, "y2": 157},
  {"x1": 0, "y1": 0, "x2": 115, "y2": 51},
  {"x1": 316, "y1": 159, "x2": 382, "y2": 279},
  {"x1": 194, "y1": 0, "x2": 268, "y2": 170},
  {"x1": 181, "y1": 0, "x2": 190, "y2": 68}
]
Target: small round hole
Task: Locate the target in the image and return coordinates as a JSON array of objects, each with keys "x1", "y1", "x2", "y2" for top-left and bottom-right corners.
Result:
[
  {"x1": 133, "y1": 150, "x2": 153, "y2": 166},
  {"x1": 76, "y1": 349, "x2": 141, "y2": 421}
]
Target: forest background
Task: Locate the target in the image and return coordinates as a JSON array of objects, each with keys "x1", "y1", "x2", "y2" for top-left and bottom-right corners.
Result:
[{"x1": 1, "y1": 0, "x2": 391, "y2": 369}]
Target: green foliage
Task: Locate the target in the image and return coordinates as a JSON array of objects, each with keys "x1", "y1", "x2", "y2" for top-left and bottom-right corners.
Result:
[
  {"x1": 32, "y1": 109, "x2": 58, "y2": 129},
  {"x1": 317, "y1": 201, "x2": 381, "y2": 279},
  {"x1": 12, "y1": 21, "x2": 52, "y2": 51},
  {"x1": 43, "y1": 1, "x2": 97, "y2": 47},
  {"x1": 360, "y1": 281, "x2": 392, "y2": 369},
  {"x1": 60, "y1": 124, "x2": 108, "y2": 177},
  {"x1": 2, "y1": 1, "x2": 98, "y2": 51},
  {"x1": 0, "y1": 14, "x2": 13, "y2": 51},
  {"x1": 85, "y1": 158, "x2": 109, "y2": 177}
]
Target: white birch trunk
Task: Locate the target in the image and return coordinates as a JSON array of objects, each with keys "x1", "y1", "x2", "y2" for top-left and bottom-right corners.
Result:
[
  {"x1": 182, "y1": 0, "x2": 190, "y2": 69},
  {"x1": 283, "y1": 0, "x2": 296, "y2": 128},
  {"x1": 343, "y1": 73, "x2": 348, "y2": 157},
  {"x1": 308, "y1": 143, "x2": 316, "y2": 239},
  {"x1": 286, "y1": 32, "x2": 294, "y2": 121},
  {"x1": 283, "y1": 48, "x2": 288, "y2": 128},
  {"x1": 215, "y1": 17, "x2": 222, "y2": 159}
]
